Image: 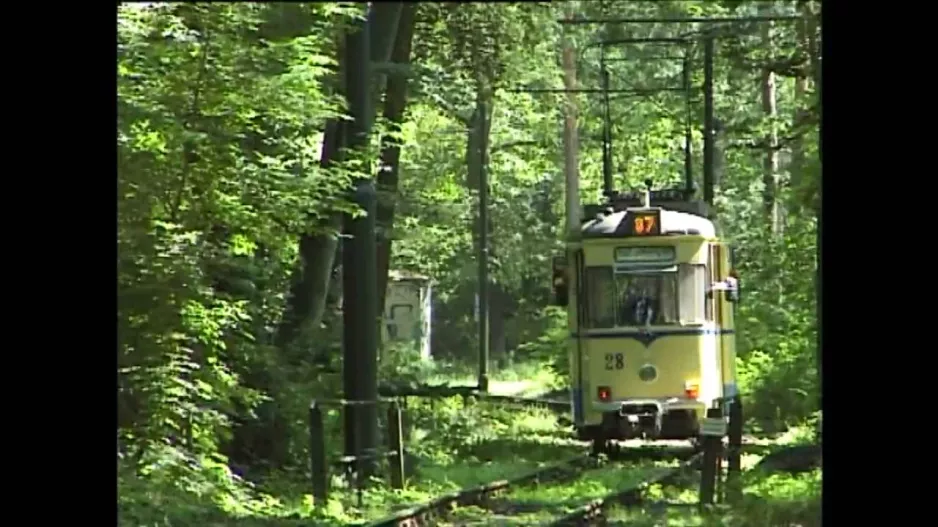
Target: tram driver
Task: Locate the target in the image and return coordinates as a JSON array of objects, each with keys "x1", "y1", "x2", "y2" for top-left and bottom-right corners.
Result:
[{"x1": 620, "y1": 275, "x2": 660, "y2": 326}]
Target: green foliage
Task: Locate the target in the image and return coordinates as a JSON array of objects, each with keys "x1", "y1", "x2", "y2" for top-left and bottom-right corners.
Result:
[
  {"x1": 118, "y1": 1, "x2": 820, "y2": 524},
  {"x1": 730, "y1": 213, "x2": 818, "y2": 431},
  {"x1": 607, "y1": 468, "x2": 820, "y2": 526},
  {"x1": 773, "y1": 411, "x2": 821, "y2": 445},
  {"x1": 513, "y1": 307, "x2": 569, "y2": 377},
  {"x1": 118, "y1": 0, "x2": 360, "y2": 484},
  {"x1": 729, "y1": 470, "x2": 821, "y2": 526},
  {"x1": 379, "y1": 342, "x2": 436, "y2": 388},
  {"x1": 118, "y1": 443, "x2": 284, "y2": 526}
]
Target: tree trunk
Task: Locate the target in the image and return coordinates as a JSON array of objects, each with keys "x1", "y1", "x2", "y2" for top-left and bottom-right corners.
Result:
[
  {"x1": 228, "y1": 6, "x2": 337, "y2": 470},
  {"x1": 789, "y1": 79, "x2": 808, "y2": 209},
  {"x1": 760, "y1": 23, "x2": 781, "y2": 235},
  {"x1": 277, "y1": 4, "x2": 404, "y2": 353},
  {"x1": 275, "y1": 120, "x2": 346, "y2": 351},
  {"x1": 465, "y1": 100, "x2": 490, "y2": 191},
  {"x1": 789, "y1": 8, "x2": 812, "y2": 216},
  {"x1": 561, "y1": 42, "x2": 580, "y2": 238},
  {"x1": 376, "y1": 3, "x2": 418, "y2": 321},
  {"x1": 490, "y1": 283, "x2": 507, "y2": 366},
  {"x1": 805, "y1": 2, "x2": 821, "y2": 97},
  {"x1": 805, "y1": 0, "x2": 821, "y2": 219},
  {"x1": 466, "y1": 94, "x2": 494, "y2": 366},
  {"x1": 367, "y1": 2, "x2": 404, "y2": 125},
  {"x1": 714, "y1": 121, "x2": 726, "y2": 191},
  {"x1": 465, "y1": 96, "x2": 489, "y2": 250},
  {"x1": 803, "y1": 0, "x2": 822, "y2": 442}
]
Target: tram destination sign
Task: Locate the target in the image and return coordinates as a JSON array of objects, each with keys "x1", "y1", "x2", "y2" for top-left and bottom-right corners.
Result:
[{"x1": 615, "y1": 246, "x2": 676, "y2": 264}]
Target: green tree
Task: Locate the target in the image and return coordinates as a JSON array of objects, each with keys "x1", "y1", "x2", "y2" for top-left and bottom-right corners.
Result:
[{"x1": 118, "y1": 5, "x2": 821, "y2": 520}]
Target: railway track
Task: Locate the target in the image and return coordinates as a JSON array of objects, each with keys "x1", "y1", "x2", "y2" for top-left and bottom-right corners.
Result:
[
  {"x1": 545, "y1": 451, "x2": 701, "y2": 526},
  {"x1": 352, "y1": 444, "x2": 698, "y2": 527},
  {"x1": 347, "y1": 387, "x2": 756, "y2": 525},
  {"x1": 355, "y1": 453, "x2": 593, "y2": 527}
]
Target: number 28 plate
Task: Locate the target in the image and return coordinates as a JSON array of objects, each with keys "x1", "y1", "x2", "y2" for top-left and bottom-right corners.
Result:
[{"x1": 700, "y1": 417, "x2": 727, "y2": 437}]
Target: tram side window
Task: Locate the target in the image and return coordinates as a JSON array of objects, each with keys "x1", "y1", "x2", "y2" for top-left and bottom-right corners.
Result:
[
  {"x1": 678, "y1": 264, "x2": 707, "y2": 324},
  {"x1": 585, "y1": 267, "x2": 616, "y2": 328}
]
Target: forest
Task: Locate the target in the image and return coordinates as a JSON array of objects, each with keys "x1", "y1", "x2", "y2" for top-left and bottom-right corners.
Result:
[{"x1": 118, "y1": 1, "x2": 821, "y2": 525}]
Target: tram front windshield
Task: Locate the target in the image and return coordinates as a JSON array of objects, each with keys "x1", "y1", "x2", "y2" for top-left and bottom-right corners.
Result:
[{"x1": 585, "y1": 265, "x2": 705, "y2": 328}]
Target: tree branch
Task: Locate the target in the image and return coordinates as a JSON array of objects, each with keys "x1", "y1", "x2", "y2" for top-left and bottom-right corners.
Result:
[
  {"x1": 171, "y1": 22, "x2": 212, "y2": 224},
  {"x1": 491, "y1": 140, "x2": 540, "y2": 154},
  {"x1": 727, "y1": 117, "x2": 818, "y2": 152},
  {"x1": 723, "y1": 104, "x2": 819, "y2": 138},
  {"x1": 424, "y1": 92, "x2": 472, "y2": 125}
]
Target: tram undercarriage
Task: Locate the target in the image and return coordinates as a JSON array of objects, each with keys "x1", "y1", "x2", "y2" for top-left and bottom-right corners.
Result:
[{"x1": 578, "y1": 406, "x2": 700, "y2": 445}]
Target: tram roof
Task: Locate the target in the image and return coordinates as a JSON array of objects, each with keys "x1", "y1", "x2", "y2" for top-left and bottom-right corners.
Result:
[{"x1": 581, "y1": 207, "x2": 716, "y2": 238}]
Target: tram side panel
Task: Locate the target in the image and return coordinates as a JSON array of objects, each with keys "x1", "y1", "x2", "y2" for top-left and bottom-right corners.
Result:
[
  {"x1": 709, "y1": 243, "x2": 739, "y2": 399},
  {"x1": 720, "y1": 313, "x2": 738, "y2": 398},
  {"x1": 719, "y1": 245, "x2": 739, "y2": 399}
]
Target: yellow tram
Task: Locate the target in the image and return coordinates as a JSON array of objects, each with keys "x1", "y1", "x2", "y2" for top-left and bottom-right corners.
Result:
[{"x1": 553, "y1": 186, "x2": 740, "y2": 446}]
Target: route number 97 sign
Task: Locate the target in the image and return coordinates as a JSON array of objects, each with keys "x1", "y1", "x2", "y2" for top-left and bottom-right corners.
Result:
[{"x1": 630, "y1": 211, "x2": 661, "y2": 236}]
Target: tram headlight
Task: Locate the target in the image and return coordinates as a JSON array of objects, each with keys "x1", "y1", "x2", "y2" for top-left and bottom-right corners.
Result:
[
  {"x1": 684, "y1": 380, "x2": 700, "y2": 400},
  {"x1": 597, "y1": 386, "x2": 612, "y2": 401},
  {"x1": 638, "y1": 364, "x2": 658, "y2": 382}
]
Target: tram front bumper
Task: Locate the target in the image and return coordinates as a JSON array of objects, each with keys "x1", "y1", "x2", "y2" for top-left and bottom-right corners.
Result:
[
  {"x1": 591, "y1": 398, "x2": 706, "y2": 439},
  {"x1": 592, "y1": 397, "x2": 706, "y2": 416}
]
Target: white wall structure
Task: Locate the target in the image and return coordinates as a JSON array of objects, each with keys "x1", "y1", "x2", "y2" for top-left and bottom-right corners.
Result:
[{"x1": 382, "y1": 271, "x2": 432, "y2": 360}]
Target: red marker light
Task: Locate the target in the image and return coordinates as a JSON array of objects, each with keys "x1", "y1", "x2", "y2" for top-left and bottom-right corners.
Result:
[{"x1": 598, "y1": 386, "x2": 611, "y2": 401}]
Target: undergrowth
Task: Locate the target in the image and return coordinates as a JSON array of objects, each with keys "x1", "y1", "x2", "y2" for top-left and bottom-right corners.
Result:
[
  {"x1": 119, "y1": 383, "x2": 574, "y2": 526},
  {"x1": 119, "y1": 365, "x2": 821, "y2": 527}
]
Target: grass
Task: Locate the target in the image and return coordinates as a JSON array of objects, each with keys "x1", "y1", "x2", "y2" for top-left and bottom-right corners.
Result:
[
  {"x1": 438, "y1": 460, "x2": 676, "y2": 526},
  {"x1": 118, "y1": 395, "x2": 579, "y2": 526},
  {"x1": 425, "y1": 361, "x2": 565, "y2": 398},
  {"x1": 318, "y1": 400, "x2": 577, "y2": 522},
  {"x1": 604, "y1": 468, "x2": 821, "y2": 526},
  {"x1": 119, "y1": 363, "x2": 821, "y2": 527}
]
